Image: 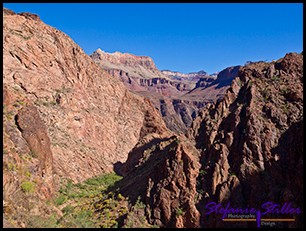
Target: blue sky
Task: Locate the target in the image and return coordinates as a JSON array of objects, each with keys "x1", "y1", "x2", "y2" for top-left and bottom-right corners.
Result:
[{"x1": 3, "y1": 3, "x2": 303, "y2": 74}]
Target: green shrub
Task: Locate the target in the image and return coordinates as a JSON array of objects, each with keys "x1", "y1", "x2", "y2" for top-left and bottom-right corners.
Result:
[
  {"x1": 280, "y1": 87, "x2": 289, "y2": 95},
  {"x1": 260, "y1": 88, "x2": 271, "y2": 103},
  {"x1": 236, "y1": 79, "x2": 242, "y2": 87},
  {"x1": 199, "y1": 169, "x2": 207, "y2": 176},
  {"x1": 246, "y1": 80, "x2": 253, "y2": 88},
  {"x1": 37, "y1": 99, "x2": 57, "y2": 107},
  {"x1": 21, "y1": 181, "x2": 35, "y2": 193},
  {"x1": 84, "y1": 173, "x2": 122, "y2": 189},
  {"x1": 271, "y1": 75, "x2": 280, "y2": 82},
  {"x1": 7, "y1": 162, "x2": 17, "y2": 171},
  {"x1": 66, "y1": 179, "x2": 73, "y2": 190},
  {"x1": 28, "y1": 214, "x2": 58, "y2": 228},
  {"x1": 62, "y1": 205, "x2": 74, "y2": 214},
  {"x1": 229, "y1": 172, "x2": 237, "y2": 177},
  {"x1": 74, "y1": 210, "x2": 95, "y2": 228},
  {"x1": 18, "y1": 100, "x2": 25, "y2": 105},
  {"x1": 281, "y1": 103, "x2": 290, "y2": 114},
  {"x1": 6, "y1": 111, "x2": 14, "y2": 120},
  {"x1": 134, "y1": 196, "x2": 145, "y2": 209},
  {"x1": 53, "y1": 173, "x2": 125, "y2": 228},
  {"x1": 175, "y1": 207, "x2": 184, "y2": 217},
  {"x1": 55, "y1": 194, "x2": 67, "y2": 206},
  {"x1": 172, "y1": 137, "x2": 181, "y2": 145},
  {"x1": 25, "y1": 171, "x2": 32, "y2": 178}
]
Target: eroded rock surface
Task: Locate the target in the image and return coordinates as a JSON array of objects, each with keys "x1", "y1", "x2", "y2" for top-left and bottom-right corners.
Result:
[
  {"x1": 3, "y1": 8, "x2": 168, "y2": 182},
  {"x1": 3, "y1": 8, "x2": 169, "y2": 227},
  {"x1": 91, "y1": 49, "x2": 238, "y2": 134},
  {"x1": 190, "y1": 52, "x2": 303, "y2": 228},
  {"x1": 116, "y1": 52, "x2": 303, "y2": 228}
]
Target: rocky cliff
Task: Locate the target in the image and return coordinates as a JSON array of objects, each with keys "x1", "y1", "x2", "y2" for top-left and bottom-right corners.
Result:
[
  {"x1": 91, "y1": 48, "x2": 163, "y2": 79},
  {"x1": 161, "y1": 70, "x2": 209, "y2": 82},
  {"x1": 189, "y1": 52, "x2": 303, "y2": 228},
  {"x1": 110, "y1": 52, "x2": 303, "y2": 228},
  {"x1": 91, "y1": 49, "x2": 204, "y2": 133},
  {"x1": 90, "y1": 48, "x2": 195, "y2": 96},
  {"x1": 3, "y1": 8, "x2": 170, "y2": 227},
  {"x1": 91, "y1": 49, "x2": 236, "y2": 134}
]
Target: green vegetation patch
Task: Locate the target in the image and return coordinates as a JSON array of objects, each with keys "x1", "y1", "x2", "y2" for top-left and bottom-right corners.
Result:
[
  {"x1": 84, "y1": 172, "x2": 122, "y2": 189},
  {"x1": 175, "y1": 207, "x2": 184, "y2": 217},
  {"x1": 52, "y1": 172, "x2": 128, "y2": 228},
  {"x1": 21, "y1": 180, "x2": 35, "y2": 193}
]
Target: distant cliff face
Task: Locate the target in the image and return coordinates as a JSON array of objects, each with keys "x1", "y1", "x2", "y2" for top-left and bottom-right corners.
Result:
[
  {"x1": 91, "y1": 48, "x2": 162, "y2": 77},
  {"x1": 211, "y1": 65, "x2": 241, "y2": 86},
  {"x1": 3, "y1": 8, "x2": 170, "y2": 227},
  {"x1": 91, "y1": 49, "x2": 201, "y2": 133},
  {"x1": 91, "y1": 49, "x2": 237, "y2": 134},
  {"x1": 161, "y1": 70, "x2": 209, "y2": 82}
]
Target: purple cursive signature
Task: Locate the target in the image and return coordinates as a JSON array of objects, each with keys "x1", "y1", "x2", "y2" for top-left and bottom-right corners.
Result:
[{"x1": 205, "y1": 201, "x2": 302, "y2": 228}]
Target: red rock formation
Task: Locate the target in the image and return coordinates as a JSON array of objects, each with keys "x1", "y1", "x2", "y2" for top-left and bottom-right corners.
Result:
[
  {"x1": 3, "y1": 8, "x2": 168, "y2": 182},
  {"x1": 115, "y1": 52, "x2": 303, "y2": 228},
  {"x1": 16, "y1": 104, "x2": 55, "y2": 198},
  {"x1": 3, "y1": 8, "x2": 170, "y2": 227},
  {"x1": 91, "y1": 49, "x2": 237, "y2": 134},
  {"x1": 91, "y1": 49, "x2": 205, "y2": 133},
  {"x1": 116, "y1": 135, "x2": 201, "y2": 228},
  {"x1": 91, "y1": 48, "x2": 160, "y2": 73},
  {"x1": 189, "y1": 52, "x2": 303, "y2": 228}
]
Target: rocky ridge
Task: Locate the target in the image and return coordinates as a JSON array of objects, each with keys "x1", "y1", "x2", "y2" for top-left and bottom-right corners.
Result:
[
  {"x1": 3, "y1": 8, "x2": 171, "y2": 227},
  {"x1": 189, "y1": 52, "x2": 303, "y2": 228}
]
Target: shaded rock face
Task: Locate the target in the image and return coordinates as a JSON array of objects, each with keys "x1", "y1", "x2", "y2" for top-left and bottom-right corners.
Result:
[
  {"x1": 115, "y1": 135, "x2": 201, "y2": 228},
  {"x1": 187, "y1": 65, "x2": 241, "y2": 99},
  {"x1": 214, "y1": 65, "x2": 240, "y2": 84},
  {"x1": 16, "y1": 105, "x2": 55, "y2": 197},
  {"x1": 18, "y1": 12, "x2": 40, "y2": 21},
  {"x1": 195, "y1": 76, "x2": 216, "y2": 88},
  {"x1": 189, "y1": 52, "x2": 303, "y2": 228}
]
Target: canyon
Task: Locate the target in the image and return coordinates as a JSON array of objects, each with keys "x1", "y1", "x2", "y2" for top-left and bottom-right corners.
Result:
[
  {"x1": 91, "y1": 48, "x2": 239, "y2": 133},
  {"x1": 2, "y1": 8, "x2": 303, "y2": 228}
]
